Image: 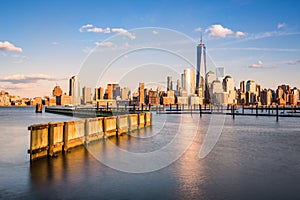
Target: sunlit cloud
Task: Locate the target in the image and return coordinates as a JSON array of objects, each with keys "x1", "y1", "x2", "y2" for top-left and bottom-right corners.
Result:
[
  {"x1": 0, "y1": 74, "x2": 62, "y2": 84},
  {"x1": 0, "y1": 41, "x2": 23, "y2": 52},
  {"x1": 205, "y1": 24, "x2": 245, "y2": 38},
  {"x1": 95, "y1": 41, "x2": 115, "y2": 47},
  {"x1": 235, "y1": 31, "x2": 246, "y2": 38},
  {"x1": 249, "y1": 60, "x2": 264, "y2": 68},
  {"x1": 111, "y1": 28, "x2": 136, "y2": 39},
  {"x1": 152, "y1": 30, "x2": 159, "y2": 35},
  {"x1": 79, "y1": 24, "x2": 135, "y2": 39}
]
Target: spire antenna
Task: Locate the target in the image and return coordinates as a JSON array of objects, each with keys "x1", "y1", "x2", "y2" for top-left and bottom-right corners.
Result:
[{"x1": 200, "y1": 31, "x2": 203, "y2": 44}]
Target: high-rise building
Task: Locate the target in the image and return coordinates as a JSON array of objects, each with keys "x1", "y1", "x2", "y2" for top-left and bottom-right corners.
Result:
[
  {"x1": 216, "y1": 67, "x2": 225, "y2": 80},
  {"x1": 82, "y1": 86, "x2": 92, "y2": 104},
  {"x1": 139, "y1": 82, "x2": 145, "y2": 105},
  {"x1": 69, "y1": 76, "x2": 81, "y2": 106},
  {"x1": 106, "y1": 84, "x2": 113, "y2": 100},
  {"x1": 240, "y1": 81, "x2": 245, "y2": 93},
  {"x1": 184, "y1": 69, "x2": 196, "y2": 96},
  {"x1": 196, "y1": 34, "x2": 207, "y2": 97},
  {"x1": 176, "y1": 79, "x2": 181, "y2": 92},
  {"x1": 246, "y1": 80, "x2": 256, "y2": 105},
  {"x1": 167, "y1": 76, "x2": 173, "y2": 91},
  {"x1": 112, "y1": 84, "x2": 120, "y2": 99},
  {"x1": 121, "y1": 87, "x2": 130, "y2": 100},
  {"x1": 94, "y1": 87, "x2": 104, "y2": 100},
  {"x1": 223, "y1": 76, "x2": 236, "y2": 104}
]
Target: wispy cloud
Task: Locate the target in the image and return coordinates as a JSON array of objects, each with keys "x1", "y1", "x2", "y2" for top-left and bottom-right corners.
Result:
[
  {"x1": 0, "y1": 41, "x2": 23, "y2": 52},
  {"x1": 79, "y1": 24, "x2": 135, "y2": 39},
  {"x1": 205, "y1": 24, "x2": 245, "y2": 38},
  {"x1": 284, "y1": 60, "x2": 300, "y2": 65},
  {"x1": 11, "y1": 54, "x2": 29, "y2": 64},
  {"x1": 152, "y1": 30, "x2": 159, "y2": 35},
  {"x1": 194, "y1": 27, "x2": 202, "y2": 32},
  {"x1": 210, "y1": 47, "x2": 300, "y2": 52},
  {"x1": 0, "y1": 74, "x2": 62, "y2": 84}
]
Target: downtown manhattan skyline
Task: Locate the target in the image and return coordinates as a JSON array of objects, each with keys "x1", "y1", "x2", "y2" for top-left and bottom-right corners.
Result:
[{"x1": 1, "y1": 0, "x2": 300, "y2": 98}]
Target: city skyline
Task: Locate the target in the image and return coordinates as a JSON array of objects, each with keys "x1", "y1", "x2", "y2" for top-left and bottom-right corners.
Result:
[{"x1": 1, "y1": 0, "x2": 300, "y2": 97}]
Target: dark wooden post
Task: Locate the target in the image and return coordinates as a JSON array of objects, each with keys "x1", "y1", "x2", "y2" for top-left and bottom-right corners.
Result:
[
  {"x1": 141, "y1": 103, "x2": 144, "y2": 111},
  {"x1": 256, "y1": 104, "x2": 258, "y2": 117},
  {"x1": 169, "y1": 103, "x2": 172, "y2": 111},
  {"x1": 232, "y1": 104, "x2": 235, "y2": 119},
  {"x1": 242, "y1": 103, "x2": 244, "y2": 115},
  {"x1": 199, "y1": 104, "x2": 202, "y2": 118},
  {"x1": 276, "y1": 104, "x2": 279, "y2": 122}
]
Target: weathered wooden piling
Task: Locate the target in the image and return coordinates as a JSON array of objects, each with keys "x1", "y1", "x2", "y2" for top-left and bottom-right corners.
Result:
[
  {"x1": 28, "y1": 113, "x2": 152, "y2": 161},
  {"x1": 35, "y1": 103, "x2": 43, "y2": 113}
]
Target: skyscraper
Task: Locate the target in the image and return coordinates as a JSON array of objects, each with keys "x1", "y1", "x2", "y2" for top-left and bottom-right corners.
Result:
[
  {"x1": 82, "y1": 86, "x2": 92, "y2": 104},
  {"x1": 139, "y1": 82, "x2": 145, "y2": 105},
  {"x1": 167, "y1": 76, "x2": 173, "y2": 91},
  {"x1": 184, "y1": 69, "x2": 196, "y2": 96},
  {"x1": 216, "y1": 67, "x2": 225, "y2": 80},
  {"x1": 196, "y1": 33, "x2": 207, "y2": 98},
  {"x1": 69, "y1": 76, "x2": 81, "y2": 106}
]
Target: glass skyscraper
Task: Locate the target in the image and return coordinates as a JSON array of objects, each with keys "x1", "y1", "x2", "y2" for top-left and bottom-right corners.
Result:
[{"x1": 196, "y1": 35, "x2": 207, "y2": 100}]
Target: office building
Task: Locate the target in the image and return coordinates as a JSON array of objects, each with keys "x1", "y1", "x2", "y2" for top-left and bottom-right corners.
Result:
[
  {"x1": 139, "y1": 82, "x2": 145, "y2": 105},
  {"x1": 167, "y1": 76, "x2": 173, "y2": 91},
  {"x1": 184, "y1": 68, "x2": 196, "y2": 96},
  {"x1": 196, "y1": 34, "x2": 207, "y2": 97},
  {"x1": 69, "y1": 76, "x2": 81, "y2": 106},
  {"x1": 82, "y1": 86, "x2": 92, "y2": 104}
]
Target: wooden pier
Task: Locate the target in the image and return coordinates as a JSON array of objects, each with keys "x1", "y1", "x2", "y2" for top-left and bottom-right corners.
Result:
[{"x1": 28, "y1": 112, "x2": 152, "y2": 161}]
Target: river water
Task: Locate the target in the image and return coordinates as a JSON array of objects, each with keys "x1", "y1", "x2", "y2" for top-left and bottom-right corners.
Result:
[{"x1": 0, "y1": 107, "x2": 299, "y2": 199}]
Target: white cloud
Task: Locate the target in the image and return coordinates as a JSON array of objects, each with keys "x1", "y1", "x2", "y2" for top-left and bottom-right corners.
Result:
[
  {"x1": 205, "y1": 24, "x2": 234, "y2": 38},
  {"x1": 0, "y1": 41, "x2": 23, "y2": 52},
  {"x1": 204, "y1": 24, "x2": 245, "y2": 39},
  {"x1": 112, "y1": 28, "x2": 136, "y2": 39},
  {"x1": 152, "y1": 30, "x2": 159, "y2": 35},
  {"x1": 277, "y1": 23, "x2": 286, "y2": 29},
  {"x1": 95, "y1": 41, "x2": 115, "y2": 47},
  {"x1": 79, "y1": 24, "x2": 111, "y2": 33},
  {"x1": 235, "y1": 31, "x2": 246, "y2": 38},
  {"x1": 79, "y1": 24, "x2": 135, "y2": 39},
  {"x1": 249, "y1": 60, "x2": 263, "y2": 68},
  {"x1": 0, "y1": 74, "x2": 61, "y2": 84},
  {"x1": 79, "y1": 24, "x2": 94, "y2": 32}
]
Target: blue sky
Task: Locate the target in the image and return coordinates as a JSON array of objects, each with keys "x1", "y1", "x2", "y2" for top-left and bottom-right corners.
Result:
[{"x1": 0, "y1": 0, "x2": 300, "y2": 97}]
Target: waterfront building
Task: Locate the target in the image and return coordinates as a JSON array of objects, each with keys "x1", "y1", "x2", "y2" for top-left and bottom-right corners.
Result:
[
  {"x1": 261, "y1": 89, "x2": 272, "y2": 105},
  {"x1": 246, "y1": 80, "x2": 256, "y2": 105},
  {"x1": 94, "y1": 87, "x2": 104, "y2": 100},
  {"x1": 121, "y1": 87, "x2": 131, "y2": 100},
  {"x1": 139, "y1": 82, "x2": 145, "y2": 105},
  {"x1": 82, "y1": 86, "x2": 92, "y2": 104},
  {"x1": 52, "y1": 86, "x2": 63, "y2": 97},
  {"x1": 223, "y1": 76, "x2": 236, "y2": 104}
]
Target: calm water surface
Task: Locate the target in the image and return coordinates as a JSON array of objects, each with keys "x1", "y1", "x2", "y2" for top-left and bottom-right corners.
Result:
[{"x1": 0, "y1": 107, "x2": 299, "y2": 199}]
